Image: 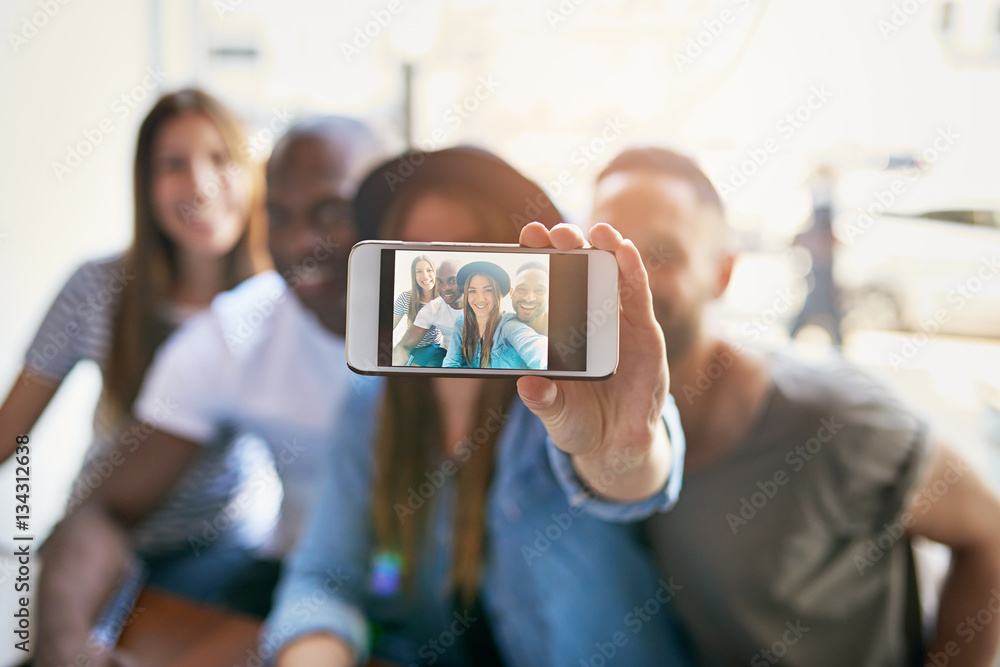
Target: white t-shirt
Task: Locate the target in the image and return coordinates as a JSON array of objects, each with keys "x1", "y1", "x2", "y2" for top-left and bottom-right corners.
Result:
[
  {"x1": 412, "y1": 296, "x2": 462, "y2": 350},
  {"x1": 134, "y1": 271, "x2": 356, "y2": 557}
]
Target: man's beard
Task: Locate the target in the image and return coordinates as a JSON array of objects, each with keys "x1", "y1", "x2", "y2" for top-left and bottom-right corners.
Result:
[
  {"x1": 516, "y1": 305, "x2": 543, "y2": 323},
  {"x1": 653, "y1": 299, "x2": 698, "y2": 361}
]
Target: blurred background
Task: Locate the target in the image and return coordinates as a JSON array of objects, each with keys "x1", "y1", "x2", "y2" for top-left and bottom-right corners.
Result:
[{"x1": 0, "y1": 0, "x2": 998, "y2": 659}]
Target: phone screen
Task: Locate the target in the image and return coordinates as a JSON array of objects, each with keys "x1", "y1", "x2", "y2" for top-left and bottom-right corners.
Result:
[{"x1": 377, "y1": 249, "x2": 590, "y2": 371}]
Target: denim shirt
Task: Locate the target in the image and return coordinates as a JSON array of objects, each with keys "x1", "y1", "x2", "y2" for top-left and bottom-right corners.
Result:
[
  {"x1": 261, "y1": 376, "x2": 690, "y2": 666},
  {"x1": 442, "y1": 312, "x2": 547, "y2": 369}
]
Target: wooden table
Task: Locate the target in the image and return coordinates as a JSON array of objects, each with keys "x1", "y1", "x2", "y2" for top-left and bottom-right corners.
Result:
[
  {"x1": 116, "y1": 588, "x2": 262, "y2": 666},
  {"x1": 114, "y1": 589, "x2": 399, "y2": 666}
]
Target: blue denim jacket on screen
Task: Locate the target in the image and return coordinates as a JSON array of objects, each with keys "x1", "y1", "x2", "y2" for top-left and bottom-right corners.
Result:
[
  {"x1": 261, "y1": 376, "x2": 690, "y2": 667},
  {"x1": 442, "y1": 312, "x2": 546, "y2": 369}
]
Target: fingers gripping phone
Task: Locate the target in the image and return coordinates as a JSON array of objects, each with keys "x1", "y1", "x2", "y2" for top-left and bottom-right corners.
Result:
[{"x1": 345, "y1": 241, "x2": 619, "y2": 378}]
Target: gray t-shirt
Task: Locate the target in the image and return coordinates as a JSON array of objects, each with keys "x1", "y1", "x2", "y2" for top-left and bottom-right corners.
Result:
[{"x1": 646, "y1": 351, "x2": 928, "y2": 667}]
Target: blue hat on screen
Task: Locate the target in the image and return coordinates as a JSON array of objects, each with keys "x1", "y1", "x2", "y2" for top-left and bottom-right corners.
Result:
[{"x1": 456, "y1": 261, "x2": 511, "y2": 295}]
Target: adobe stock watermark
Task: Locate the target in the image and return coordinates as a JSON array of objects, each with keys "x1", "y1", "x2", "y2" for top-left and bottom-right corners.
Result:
[
  {"x1": 578, "y1": 578, "x2": 682, "y2": 667},
  {"x1": 382, "y1": 73, "x2": 501, "y2": 193},
  {"x1": 177, "y1": 106, "x2": 292, "y2": 225},
  {"x1": 249, "y1": 567, "x2": 352, "y2": 666},
  {"x1": 243, "y1": 107, "x2": 293, "y2": 162},
  {"x1": 339, "y1": 0, "x2": 404, "y2": 63},
  {"x1": 521, "y1": 503, "x2": 587, "y2": 566},
  {"x1": 673, "y1": 0, "x2": 759, "y2": 72},
  {"x1": 522, "y1": 448, "x2": 644, "y2": 566},
  {"x1": 679, "y1": 285, "x2": 794, "y2": 405},
  {"x1": 510, "y1": 115, "x2": 629, "y2": 228},
  {"x1": 546, "y1": 0, "x2": 590, "y2": 30},
  {"x1": 750, "y1": 619, "x2": 810, "y2": 665},
  {"x1": 51, "y1": 67, "x2": 168, "y2": 182},
  {"x1": 877, "y1": 0, "x2": 934, "y2": 40},
  {"x1": 65, "y1": 395, "x2": 180, "y2": 515},
  {"x1": 8, "y1": 0, "x2": 72, "y2": 54},
  {"x1": 222, "y1": 232, "x2": 342, "y2": 349},
  {"x1": 725, "y1": 415, "x2": 844, "y2": 534},
  {"x1": 394, "y1": 406, "x2": 507, "y2": 523},
  {"x1": 435, "y1": 75, "x2": 501, "y2": 142},
  {"x1": 212, "y1": 0, "x2": 245, "y2": 18},
  {"x1": 188, "y1": 437, "x2": 302, "y2": 555},
  {"x1": 886, "y1": 253, "x2": 999, "y2": 371},
  {"x1": 24, "y1": 264, "x2": 134, "y2": 384},
  {"x1": 842, "y1": 126, "x2": 959, "y2": 245},
  {"x1": 854, "y1": 456, "x2": 972, "y2": 575},
  {"x1": 406, "y1": 609, "x2": 479, "y2": 666},
  {"x1": 924, "y1": 589, "x2": 1000, "y2": 667},
  {"x1": 43, "y1": 603, "x2": 147, "y2": 665},
  {"x1": 679, "y1": 347, "x2": 737, "y2": 405},
  {"x1": 717, "y1": 84, "x2": 834, "y2": 201}
]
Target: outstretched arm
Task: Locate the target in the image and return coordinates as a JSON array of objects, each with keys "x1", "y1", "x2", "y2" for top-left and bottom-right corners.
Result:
[
  {"x1": 392, "y1": 324, "x2": 431, "y2": 365},
  {"x1": 907, "y1": 442, "x2": 1000, "y2": 665},
  {"x1": 502, "y1": 320, "x2": 547, "y2": 370},
  {"x1": 0, "y1": 370, "x2": 59, "y2": 462},
  {"x1": 442, "y1": 319, "x2": 468, "y2": 368},
  {"x1": 516, "y1": 222, "x2": 675, "y2": 503},
  {"x1": 277, "y1": 636, "x2": 354, "y2": 666}
]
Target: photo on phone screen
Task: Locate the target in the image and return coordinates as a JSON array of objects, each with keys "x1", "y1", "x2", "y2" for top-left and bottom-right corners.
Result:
[{"x1": 377, "y1": 249, "x2": 589, "y2": 371}]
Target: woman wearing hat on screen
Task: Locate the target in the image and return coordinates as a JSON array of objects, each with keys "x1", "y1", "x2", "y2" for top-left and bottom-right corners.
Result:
[
  {"x1": 442, "y1": 260, "x2": 546, "y2": 370},
  {"x1": 263, "y1": 146, "x2": 690, "y2": 667}
]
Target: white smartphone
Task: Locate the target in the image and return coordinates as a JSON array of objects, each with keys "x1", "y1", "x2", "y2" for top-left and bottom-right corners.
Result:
[{"x1": 345, "y1": 241, "x2": 619, "y2": 378}]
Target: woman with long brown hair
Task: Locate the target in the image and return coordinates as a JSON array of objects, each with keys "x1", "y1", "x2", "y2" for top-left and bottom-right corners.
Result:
[
  {"x1": 391, "y1": 253, "x2": 443, "y2": 366},
  {"x1": 393, "y1": 253, "x2": 437, "y2": 330},
  {"x1": 265, "y1": 147, "x2": 691, "y2": 666},
  {"x1": 441, "y1": 260, "x2": 546, "y2": 369},
  {"x1": 0, "y1": 88, "x2": 276, "y2": 604}
]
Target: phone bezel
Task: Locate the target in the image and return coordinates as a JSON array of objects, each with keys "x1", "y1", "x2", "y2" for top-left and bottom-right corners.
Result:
[{"x1": 345, "y1": 240, "x2": 619, "y2": 379}]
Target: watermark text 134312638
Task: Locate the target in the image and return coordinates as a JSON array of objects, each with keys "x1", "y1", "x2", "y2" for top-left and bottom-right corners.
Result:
[{"x1": 12, "y1": 434, "x2": 33, "y2": 654}]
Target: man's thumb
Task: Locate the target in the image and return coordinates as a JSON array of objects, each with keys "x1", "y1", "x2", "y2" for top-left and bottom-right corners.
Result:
[{"x1": 516, "y1": 376, "x2": 562, "y2": 421}]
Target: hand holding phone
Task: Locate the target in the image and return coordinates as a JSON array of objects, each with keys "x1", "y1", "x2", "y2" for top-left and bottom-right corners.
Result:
[
  {"x1": 346, "y1": 235, "x2": 619, "y2": 378},
  {"x1": 516, "y1": 222, "x2": 675, "y2": 504}
]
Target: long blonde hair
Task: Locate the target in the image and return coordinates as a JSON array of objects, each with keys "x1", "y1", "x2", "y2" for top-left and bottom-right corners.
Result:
[
  {"x1": 104, "y1": 88, "x2": 270, "y2": 418},
  {"x1": 461, "y1": 272, "x2": 502, "y2": 368}
]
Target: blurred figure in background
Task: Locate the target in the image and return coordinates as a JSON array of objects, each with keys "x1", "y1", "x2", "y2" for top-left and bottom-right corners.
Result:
[
  {"x1": 264, "y1": 147, "x2": 689, "y2": 666},
  {"x1": 32, "y1": 115, "x2": 384, "y2": 666},
  {"x1": 0, "y1": 87, "x2": 280, "y2": 662},
  {"x1": 590, "y1": 147, "x2": 1000, "y2": 666},
  {"x1": 790, "y1": 163, "x2": 842, "y2": 345}
]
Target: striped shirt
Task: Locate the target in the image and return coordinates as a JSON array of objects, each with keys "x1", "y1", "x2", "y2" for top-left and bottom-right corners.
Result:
[
  {"x1": 393, "y1": 291, "x2": 443, "y2": 348},
  {"x1": 25, "y1": 255, "x2": 278, "y2": 556}
]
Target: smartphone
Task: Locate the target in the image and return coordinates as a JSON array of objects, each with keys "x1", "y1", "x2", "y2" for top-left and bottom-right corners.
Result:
[{"x1": 345, "y1": 241, "x2": 619, "y2": 378}]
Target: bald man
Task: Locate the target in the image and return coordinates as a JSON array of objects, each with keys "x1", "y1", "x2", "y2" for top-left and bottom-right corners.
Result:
[
  {"x1": 36, "y1": 118, "x2": 385, "y2": 665},
  {"x1": 591, "y1": 147, "x2": 1000, "y2": 667}
]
